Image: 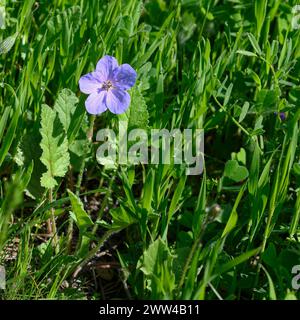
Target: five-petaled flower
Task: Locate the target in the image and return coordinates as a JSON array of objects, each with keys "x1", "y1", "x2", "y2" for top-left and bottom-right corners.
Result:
[{"x1": 79, "y1": 55, "x2": 137, "y2": 115}]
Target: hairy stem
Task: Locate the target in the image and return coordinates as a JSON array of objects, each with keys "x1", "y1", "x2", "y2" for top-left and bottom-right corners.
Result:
[
  {"x1": 72, "y1": 228, "x2": 119, "y2": 278},
  {"x1": 67, "y1": 115, "x2": 96, "y2": 252},
  {"x1": 76, "y1": 115, "x2": 96, "y2": 193},
  {"x1": 92, "y1": 176, "x2": 114, "y2": 235},
  {"x1": 49, "y1": 188, "x2": 58, "y2": 248},
  {"x1": 177, "y1": 216, "x2": 209, "y2": 296}
]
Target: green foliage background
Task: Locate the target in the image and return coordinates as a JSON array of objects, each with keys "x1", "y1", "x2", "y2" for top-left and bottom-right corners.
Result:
[{"x1": 0, "y1": 0, "x2": 299, "y2": 300}]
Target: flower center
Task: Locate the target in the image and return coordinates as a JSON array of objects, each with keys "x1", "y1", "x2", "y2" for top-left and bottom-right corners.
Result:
[{"x1": 102, "y1": 80, "x2": 113, "y2": 91}]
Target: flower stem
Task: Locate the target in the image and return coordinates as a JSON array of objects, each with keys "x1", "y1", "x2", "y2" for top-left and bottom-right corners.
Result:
[
  {"x1": 76, "y1": 115, "x2": 96, "y2": 193},
  {"x1": 72, "y1": 228, "x2": 119, "y2": 278},
  {"x1": 49, "y1": 188, "x2": 58, "y2": 249},
  {"x1": 92, "y1": 176, "x2": 114, "y2": 235},
  {"x1": 67, "y1": 115, "x2": 96, "y2": 252},
  {"x1": 177, "y1": 216, "x2": 209, "y2": 296}
]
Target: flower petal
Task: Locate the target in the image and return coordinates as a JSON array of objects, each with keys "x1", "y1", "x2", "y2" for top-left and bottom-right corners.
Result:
[
  {"x1": 85, "y1": 91, "x2": 107, "y2": 115},
  {"x1": 106, "y1": 88, "x2": 130, "y2": 114},
  {"x1": 79, "y1": 72, "x2": 102, "y2": 94},
  {"x1": 96, "y1": 55, "x2": 118, "y2": 80},
  {"x1": 112, "y1": 64, "x2": 137, "y2": 90}
]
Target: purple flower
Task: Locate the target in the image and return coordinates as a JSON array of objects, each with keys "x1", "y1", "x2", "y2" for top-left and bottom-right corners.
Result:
[
  {"x1": 279, "y1": 112, "x2": 286, "y2": 121},
  {"x1": 274, "y1": 111, "x2": 286, "y2": 121},
  {"x1": 79, "y1": 56, "x2": 137, "y2": 115}
]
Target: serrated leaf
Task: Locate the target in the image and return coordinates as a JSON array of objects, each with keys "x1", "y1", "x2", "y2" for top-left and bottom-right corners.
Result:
[
  {"x1": 69, "y1": 139, "x2": 88, "y2": 157},
  {"x1": 128, "y1": 87, "x2": 149, "y2": 130},
  {"x1": 67, "y1": 189, "x2": 93, "y2": 232},
  {"x1": 68, "y1": 104, "x2": 88, "y2": 145},
  {"x1": 40, "y1": 104, "x2": 70, "y2": 189},
  {"x1": 40, "y1": 173, "x2": 57, "y2": 189},
  {"x1": 20, "y1": 129, "x2": 45, "y2": 199},
  {"x1": 54, "y1": 88, "x2": 79, "y2": 134}
]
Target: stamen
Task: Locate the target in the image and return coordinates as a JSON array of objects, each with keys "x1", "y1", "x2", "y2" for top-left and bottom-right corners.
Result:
[{"x1": 102, "y1": 80, "x2": 113, "y2": 91}]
